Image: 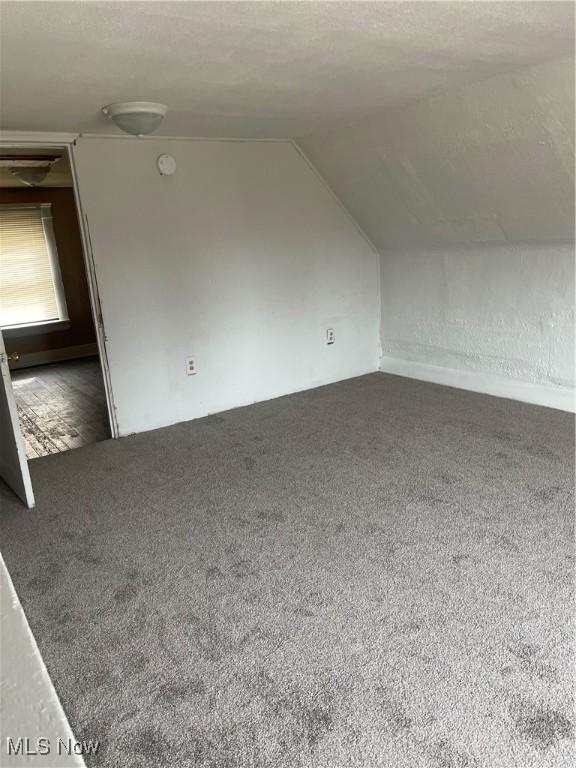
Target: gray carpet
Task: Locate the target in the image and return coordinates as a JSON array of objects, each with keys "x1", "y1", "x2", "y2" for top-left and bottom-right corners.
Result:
[{"x1": 0, "y1": 373, "x2": 574, "y2": 768}]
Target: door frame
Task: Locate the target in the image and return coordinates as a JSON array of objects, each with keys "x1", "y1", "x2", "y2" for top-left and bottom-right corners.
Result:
[
  {"x1": 0, "y1": 132, "x2": 119, "y2": 439},
  {"x1": 0, "y1": 330, "x2": 35, "y2": 507}
]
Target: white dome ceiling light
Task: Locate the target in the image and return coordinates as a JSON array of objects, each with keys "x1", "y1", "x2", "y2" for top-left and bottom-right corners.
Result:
[
  {"x1": 102, "y1": 101, "x2": 168, "y2": 136},
  {"x1": 1, "y1": 156, "x2": 61, "y2": 187},
  {"x1": 10, "y1": 167, "x2": 51, "y2": 186}
]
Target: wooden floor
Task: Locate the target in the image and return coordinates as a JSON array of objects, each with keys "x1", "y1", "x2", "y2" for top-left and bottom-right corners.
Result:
[{"x1": 11, "y1": 357, "x2": 110, "y2": 459}]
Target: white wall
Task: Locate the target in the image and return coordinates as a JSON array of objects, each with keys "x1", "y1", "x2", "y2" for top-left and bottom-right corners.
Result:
[
  {"x1": 0, "y1": 554, "x2": 84, "y2": 767},
  {"x1": 298, "y1": 58, "x2": 575, "y2": 409},
  {"x1": 379, "y1": 244, "x2": 574, "y2": 409},
  {"x1": 73, "y1": 138, "x2": 380, "y2": 436}
]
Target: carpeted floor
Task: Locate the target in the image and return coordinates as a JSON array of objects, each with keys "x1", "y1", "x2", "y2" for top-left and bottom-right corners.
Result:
[{"x1": 0, "y1": 373, "x2": 574, "y2": 768}]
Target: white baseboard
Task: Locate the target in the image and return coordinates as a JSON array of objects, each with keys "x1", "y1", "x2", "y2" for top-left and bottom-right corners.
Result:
[
  {"x1": 379, "y1": 355, "x2": 575, "y2": 413},
  {"x1": 9, "y1": 343, "x2": 98, "y2": 370}
]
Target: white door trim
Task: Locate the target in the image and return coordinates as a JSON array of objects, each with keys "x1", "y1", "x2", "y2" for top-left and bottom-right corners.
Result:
[
  {"x1": 0, "y1": 331, "x2": 35, "y2": 507},
  {"x1": 0, "y1": 130, "x2": 80, "y2": 145},
  {"x1": 66, "y1": 143, "x2": 119, "y2": 438}
]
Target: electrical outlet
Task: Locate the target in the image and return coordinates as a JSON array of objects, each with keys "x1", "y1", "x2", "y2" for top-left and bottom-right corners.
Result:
[
  {"x1": 185, "y1": 357, "x2": 197, "y2": 376},
  {"x1": 326, "y1": 328, "x2": 335, "y2": 345}
]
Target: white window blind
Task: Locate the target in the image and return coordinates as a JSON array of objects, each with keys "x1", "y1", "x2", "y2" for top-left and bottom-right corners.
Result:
[{"x1": 0, "y1": 204, "x2": 67, "y2": 328}]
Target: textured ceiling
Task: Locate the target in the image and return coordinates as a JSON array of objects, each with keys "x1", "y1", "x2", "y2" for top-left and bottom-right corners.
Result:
[
  {"x1": 298, "y1": 57, "x2": 575, "y2": 249},
  {"x1": 0, "y1": 1, "x2": 573, "y2": 138}
]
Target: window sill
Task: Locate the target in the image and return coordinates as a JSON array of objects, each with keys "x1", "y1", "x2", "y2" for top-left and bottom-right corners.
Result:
[{"x1": 1, "y1": 319, "x2": 71, "y2": 338}]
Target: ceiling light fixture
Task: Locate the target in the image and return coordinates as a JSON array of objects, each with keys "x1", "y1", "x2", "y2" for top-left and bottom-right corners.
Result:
[
  {"x1": 102, "y1": 101, "x2": 168, "y2": 136},
  {"x1": 1, "y1": 157, "x2": 61, "y2": 187},
  {"x1": 9, "y1": 167, "x2": 51, "y2": 186}
]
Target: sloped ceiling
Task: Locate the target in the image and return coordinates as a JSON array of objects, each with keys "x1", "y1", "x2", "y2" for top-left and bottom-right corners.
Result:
[
  {"x1": 298, "y1": 57, "x2": 575, "y2": 249},
  {"x1": 0, "y1": 1, "x2": 573, "y2": 138}
]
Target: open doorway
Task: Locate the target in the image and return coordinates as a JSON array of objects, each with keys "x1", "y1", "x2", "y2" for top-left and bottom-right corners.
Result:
[{"x1": 0, "y1": 146, "x2": 112, "y2": 459}]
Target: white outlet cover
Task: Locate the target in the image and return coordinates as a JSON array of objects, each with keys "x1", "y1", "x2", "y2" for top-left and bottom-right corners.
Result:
[
  {"x1": 157, "y1": 154, "x2": 176, "y2": 176},
  {"x1": 185, "y1": 357, "x2": 196, "y2": 375}
]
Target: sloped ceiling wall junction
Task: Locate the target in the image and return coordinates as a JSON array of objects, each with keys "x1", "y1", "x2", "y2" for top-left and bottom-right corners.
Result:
[
  {"x1": 298, "y1": 58, "x2": 574, "y2": 250},
  {"x1": 298, "y1": 57, "x2": 575, "y2": 401}
]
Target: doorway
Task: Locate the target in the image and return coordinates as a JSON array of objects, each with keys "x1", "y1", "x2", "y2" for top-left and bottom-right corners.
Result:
[
  {"x1": 0, "y1": 144, "x2": 114, "y2": 473},
  {"x1": 9, "y1": 359, "x2": 109, "y2": 458}
]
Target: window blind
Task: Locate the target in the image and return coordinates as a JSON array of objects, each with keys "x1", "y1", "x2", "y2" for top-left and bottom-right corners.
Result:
[{"x1": 0, "y1": 204, "x2": 62, "y2": 327}]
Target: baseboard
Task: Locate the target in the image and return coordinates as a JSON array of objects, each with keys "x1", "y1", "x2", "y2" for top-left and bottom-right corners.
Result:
[
  {"x1": 8, "y1": 343, "x2": 98, "y2": 370},
  {"x1": 379, "y1": 355, "x2": 575, "y2": 413}
]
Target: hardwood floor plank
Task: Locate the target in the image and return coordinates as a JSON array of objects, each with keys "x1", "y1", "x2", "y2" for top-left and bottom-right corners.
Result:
[{"x1": 10, "y1": 358, "x2": 110, "y2": 459}]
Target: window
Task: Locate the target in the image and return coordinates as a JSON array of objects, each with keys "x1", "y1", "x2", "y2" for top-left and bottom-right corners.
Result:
[{"x1": 0, "y1": 203, "x2": 68, "y2": 328}]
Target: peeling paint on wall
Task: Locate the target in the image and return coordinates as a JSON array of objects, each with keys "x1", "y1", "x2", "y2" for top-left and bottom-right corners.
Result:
[{"x1": 380, "y1": 244, "x2": 574, "y2": 389}]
